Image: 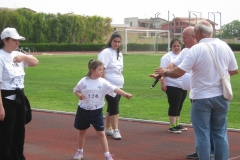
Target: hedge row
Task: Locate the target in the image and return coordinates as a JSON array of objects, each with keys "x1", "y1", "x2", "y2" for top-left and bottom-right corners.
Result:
[
  {"x1": 19, "y1": 43, "x2": 240, "y2": 52},
  {"x1": 228, "y1": 44, "x2": 240, "y2": 51},
  {"x1": 19, "y1": 43, "x2": 105, "y2": 52},
  {"x1": 126, "y1": 43, "x2": 168, "y2": 51}
]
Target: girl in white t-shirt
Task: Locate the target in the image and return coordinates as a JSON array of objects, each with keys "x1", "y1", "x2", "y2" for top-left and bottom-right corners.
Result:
[
  {"x1": 98, "y1": 32, "x2": 124, "y2": 140},
  {"x1": 73, "y1": 59, "x2": 132, "y2": 160}
]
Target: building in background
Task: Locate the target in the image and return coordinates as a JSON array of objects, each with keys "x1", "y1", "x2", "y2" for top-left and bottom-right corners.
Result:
[
  {"x1": 124, "y1": 17, "x2": 217, "y2": 38},
  {"x1": 161, "y1": 17, "x2": 217, "y2": 38},
  {"x1": 124, "y1": 17, "x2": 168, "y2": 29},
  {"x1": 111, "y1": 24, "x2": 130, "y2": 32}
]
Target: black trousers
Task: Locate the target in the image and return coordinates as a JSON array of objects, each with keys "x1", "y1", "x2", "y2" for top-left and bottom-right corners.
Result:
[
  {"x1": 105, "y1": 94, "x2": 121, "y2": 116},
  {"x1": 0, "y1": 95, "x2": 26, "y2": 160},
  {"x1": 165, "y1": 86, "x2": 187, "y2": 116}
]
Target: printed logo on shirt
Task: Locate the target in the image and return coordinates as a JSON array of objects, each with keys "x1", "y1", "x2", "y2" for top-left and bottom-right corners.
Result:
[
  {"x1": 12, "y1": 63, "x2": 20, "y2": 68},
  {"x1": 82, "y1": 85, "x2": 87, "y2": 89}
]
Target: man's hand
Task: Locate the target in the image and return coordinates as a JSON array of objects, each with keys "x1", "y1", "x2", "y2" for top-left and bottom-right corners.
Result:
[{"x1": 154, "y1": 68, "x2": 167, "y2": 77}]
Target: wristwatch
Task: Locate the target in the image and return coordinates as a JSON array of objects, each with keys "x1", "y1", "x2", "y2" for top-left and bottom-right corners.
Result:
[{"x1": 164, "y1": 70, "x2": 168, "y2": 76}]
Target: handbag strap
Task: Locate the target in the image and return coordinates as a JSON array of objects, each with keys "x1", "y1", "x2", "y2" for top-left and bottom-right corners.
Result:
[{"x1": 204, "y1": 43, "x2": 223, "y2": 79}]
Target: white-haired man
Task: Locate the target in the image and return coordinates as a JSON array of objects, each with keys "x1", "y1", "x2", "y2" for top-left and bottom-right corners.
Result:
[{"x1": 155, "y1": 20, "x2": 238, "y2": 160}]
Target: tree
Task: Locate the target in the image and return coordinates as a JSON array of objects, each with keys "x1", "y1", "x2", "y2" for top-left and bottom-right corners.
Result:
[
  {"x1": 58, "y1": 14, "x2": 74, "y2": 43},
  {"x1": 32, "y1": 13, "x2": 47, "y2": 43},
  {"x1": 15, "y1": 9, "x2": 35, "y2": 42},
  {"x1": 45, "y1": 14, "x2": 61, "y2": 43},
  {"x1": 221, "y1": 20, "x2": 240, "y2": 38},
  {"x1": 0, "y1": 10, "x2": 10, "y2": 31},
  {"x1": 102, "y1": 17, "x2": 113, "y2": 41},
  {"x1": 72, "y1": 15, "x2": 86, "y2": 43},
  {"x1": 0, "y1": 9, "x2": 113, "y2": 43}
]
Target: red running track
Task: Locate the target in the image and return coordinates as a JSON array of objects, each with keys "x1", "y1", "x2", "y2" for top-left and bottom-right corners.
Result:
[{"x1": 24, "y1": 111, "x2": 240, "y2": 160}]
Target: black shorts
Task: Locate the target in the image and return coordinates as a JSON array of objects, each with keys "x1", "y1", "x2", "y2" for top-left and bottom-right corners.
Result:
[
  {"x1": 74, "y1": 106, "x2": 104, "y2": 131},
  {"x1": 105, "y1": 94, "x2": 121, "y2": 116}
]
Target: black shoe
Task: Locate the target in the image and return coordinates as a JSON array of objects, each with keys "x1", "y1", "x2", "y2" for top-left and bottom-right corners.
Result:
[
  {"x1": 168, "y1": 127, "x2": 181, "y2": 134},
  {"x1": 186, "y1": 152, "x2": 198, "y2": 159},
  {"x1": 175, "y1": 125, "x2": 188, "y2": 131}
]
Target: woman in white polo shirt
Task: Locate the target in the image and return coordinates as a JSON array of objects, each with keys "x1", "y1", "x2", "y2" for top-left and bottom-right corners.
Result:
[
  {"x1": 160, "y1": 38, "x2": 187, "y2": 134},
  {"x1": 98, "y1": 32, "x2": 124, "y2": 140},
  {"x1": 0, "y1": 27, "x2": 39, "y2": 160}
]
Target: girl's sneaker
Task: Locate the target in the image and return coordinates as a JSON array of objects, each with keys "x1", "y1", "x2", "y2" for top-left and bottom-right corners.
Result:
[
  {"x1": 105, "y1": 154, "x2": 114, "y2": 160},
  {"x1": 105, "y1": 128, "x2": 113, "y2": 136},
  {"x1": 74, "y1": 150, "x2": 83, "y2": 160},
  {"x1": 112, "y1": 129, "x2": 122, "y2": 140}
]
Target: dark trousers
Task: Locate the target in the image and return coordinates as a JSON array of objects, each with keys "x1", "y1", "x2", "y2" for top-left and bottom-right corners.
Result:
[
  {"x1": 105, "y1": 94, "x2": 121, "y2": 116},
  {"x1": 0, "y1": 98, "x2": 26, "y2": 160},
  {"x1": 166, "y1": 86, "x2": 187, "y2": 116}
]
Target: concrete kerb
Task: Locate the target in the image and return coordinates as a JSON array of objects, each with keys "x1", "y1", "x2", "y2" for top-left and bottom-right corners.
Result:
[{"x1": 31, "y1": 108, "x2": 240, "y2": 132}]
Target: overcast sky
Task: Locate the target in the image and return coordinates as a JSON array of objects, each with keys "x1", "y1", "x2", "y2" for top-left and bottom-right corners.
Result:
[{"x1": 1, "y1": 0, "x2": 239, "y2": 29}]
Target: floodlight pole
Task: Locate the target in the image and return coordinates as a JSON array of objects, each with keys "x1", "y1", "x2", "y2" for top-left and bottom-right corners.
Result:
[
  {"x1": 172, "y1": 13, "x2": 175, "y2": 38},
  {"x1": 167, "y1": 10, "x2": 170, "y2": 52},
  {"x1": 212, "y1": 13, "x2": 216, "y2": 37},
  {"x1": 168, "y1": 10, "x2": 170, "y2": 32},
  {"x1": 155, "y1": 12, "x2": 160, "y2": 29},
  {"x1": 155, "y1": 13, "x2": 160, "y2": 52},
  {"x1": 208, "y1": 11, "x2": 221, "y2": 38},
  {"x1": 217, "y1": 11, "x2": 222, "y2": 39},
  {"x1": 157, "y1": 13, "x2": 161, "y2": 29},
  {"x1": 167, "y1": 30, "x2": 170, "y2": 52},
  {"x1": 188, "y1": 11, "x2": 190, "y2": 26},
  {"x1": 193, "y1": 13, "x2": 197, "y2": 24},
  {"x1": 188, "y1": 11, "x2": 202, "y2": 26}
]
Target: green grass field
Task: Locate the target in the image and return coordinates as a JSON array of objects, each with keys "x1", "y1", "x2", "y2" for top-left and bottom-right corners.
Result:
[{"x1": 24, "y1": 52, "x2": 240, "y2": 129}]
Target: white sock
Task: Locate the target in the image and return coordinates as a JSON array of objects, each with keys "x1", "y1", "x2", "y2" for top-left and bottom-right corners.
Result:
[
  {"x1": 78, "y1": 149, "x2": 83, "y2": 152},
  {"x1": 105, "y1": 127, "x2": 112, "y2": 130},
  {"x1": 104, "y1": 152, "x2": 110, "y2": 157}
]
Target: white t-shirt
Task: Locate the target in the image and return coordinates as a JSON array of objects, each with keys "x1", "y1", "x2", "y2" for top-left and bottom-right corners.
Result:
[
  {"x1": 0, "y1": 49, "x2": 29, "y2": 99},
  {"x1": 73, "y1": 77, "x2": 117, "y2": 110},
  {"x1": 98, "y1": 47, "x2": 124, "y2": 88},
  {"x1": 173, "y1": 48, "x2": 191, "y2": 90},
  {"x1": 160, "y1": 51, "x2": 184, "y2": 89},
  {"x1": 178, "y1": 38, "x2": 238, "y2": 99},
  {"x1": 172, "y1": 48, "x2": 189, "y2": 66}
]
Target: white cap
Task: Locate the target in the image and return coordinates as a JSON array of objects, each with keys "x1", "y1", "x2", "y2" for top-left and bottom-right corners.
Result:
[{"x1": 1, "y1": 27, "x2": 25, "y2": 40}]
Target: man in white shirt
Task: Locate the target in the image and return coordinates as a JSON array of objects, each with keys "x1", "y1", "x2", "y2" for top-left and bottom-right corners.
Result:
[
  {"x1": 164, "y1": 26, "x2": 215, "y2": 159},
  {"x1": 155, "y1": 20, "x2": 238, "y2": 160}
]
